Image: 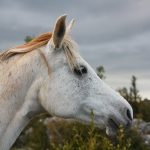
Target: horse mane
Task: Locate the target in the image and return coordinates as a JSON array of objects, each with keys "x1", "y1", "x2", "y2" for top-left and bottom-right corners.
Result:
[
  {"x1": 0, "y1": 32, "x2": 78, "y2": 70},
  {"x1": 0, "y1": 32, "x2": 52, "y2": 60}
]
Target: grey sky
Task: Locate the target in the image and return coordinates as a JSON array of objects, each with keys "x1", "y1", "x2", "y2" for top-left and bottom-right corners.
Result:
[{"x1": 0, "y1": 0, "x2": 150, "y2": 98}]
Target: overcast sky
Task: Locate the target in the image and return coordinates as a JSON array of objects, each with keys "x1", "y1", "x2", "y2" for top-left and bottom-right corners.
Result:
[{"x1": 0, "y1": 0, "x2": 150, "y2": 98}]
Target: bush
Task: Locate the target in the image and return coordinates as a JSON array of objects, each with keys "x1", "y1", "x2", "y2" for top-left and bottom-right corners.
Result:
[
  {"x1": 48, "y1": 119, "x2": 149, "y2": 150},
  {"x1": 12, "y1": 116, "x2": 150, "y2": 150}
]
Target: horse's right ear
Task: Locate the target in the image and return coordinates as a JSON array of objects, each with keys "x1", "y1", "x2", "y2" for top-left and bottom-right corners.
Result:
[{"x1": 52, "y1": 15, "x2": 67, "y2": 49}]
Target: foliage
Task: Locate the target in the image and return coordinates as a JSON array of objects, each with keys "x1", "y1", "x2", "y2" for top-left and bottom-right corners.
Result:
[
  {"x1": 47, "y1": 119, "x2": 150, "y2": 150},
  {"x1": 118, "y1": 76, "x2": 150, "y2": 122},
  {"x1": 48, "y1": 119, "x2": 132, "y2": 150},
  {"x1": 24, "y1": 36, "x2": 34, "y2": 43},
  {"x1": 96, "y1": 66, "x2": 106, "y2": 79},
  {"x1": 118, "y1": 76, "x2": 141, "y2": 102},
  {"x1": 133, "y1": 99, "x2": 150, "y2": 122},
  {"x1": 12, "y1": 117, "x2": 150, "y2": 150},
  {"x1": 129, "y1": 76, "x2": 141, "y2": 102},
  {"x1": 12, "y1": 114, "x2": 50, "y2": 150}
]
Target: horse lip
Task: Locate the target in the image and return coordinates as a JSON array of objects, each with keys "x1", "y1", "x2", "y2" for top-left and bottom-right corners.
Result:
[{"x1": 108, "y1": 118, "x2": 120, "y2": 131}]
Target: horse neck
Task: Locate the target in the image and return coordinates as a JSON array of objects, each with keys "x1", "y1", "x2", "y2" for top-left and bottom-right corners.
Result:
[
  {"x1": 0, "y1": 48, "x2": 47, "y2": 150},
  {"x1": 0, "y1": 50, "x2": 39, "y2": 108}
]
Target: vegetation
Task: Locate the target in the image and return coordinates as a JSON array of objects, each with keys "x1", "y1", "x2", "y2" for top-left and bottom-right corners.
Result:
[
  {"x1": 12, "y1": 116, "x2": 150, "y2": 150},
  {"x1": 118, "y1": 76, "x2": 150, "y2": 122},
  {"x1": 24, "y1": 36, "x2": 34, "y2": 43},
  {"x1": 96, "y1": 66, "x2": 106, "y2": 79}
]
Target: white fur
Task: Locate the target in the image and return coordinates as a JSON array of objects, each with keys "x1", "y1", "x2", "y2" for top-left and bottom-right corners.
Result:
[{"x1": 0, "y1": 15, "x2": 133, "y2": 150}]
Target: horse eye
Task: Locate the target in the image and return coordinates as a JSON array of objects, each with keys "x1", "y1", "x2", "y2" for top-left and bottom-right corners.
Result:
[{"x1": 74, "y1": 65, "x2": 87, "y2": 76}]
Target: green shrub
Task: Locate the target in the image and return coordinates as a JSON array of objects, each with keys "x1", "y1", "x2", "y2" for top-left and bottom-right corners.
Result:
[{"x1": 12, "y1": 116, "x2": 150, "y2": 150}]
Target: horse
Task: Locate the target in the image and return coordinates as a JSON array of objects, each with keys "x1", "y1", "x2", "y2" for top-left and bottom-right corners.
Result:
[{"x1": 0, "y1": 15, "x2": 133, "y2": 150}]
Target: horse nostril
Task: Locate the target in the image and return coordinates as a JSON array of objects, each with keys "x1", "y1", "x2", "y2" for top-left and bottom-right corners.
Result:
[{"x1": 126, "y1": 109, "x2": 132, "y2": 121}]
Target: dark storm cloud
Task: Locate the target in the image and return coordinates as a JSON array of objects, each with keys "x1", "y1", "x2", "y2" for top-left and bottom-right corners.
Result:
[{"x1": 0, "y1": 0, "x2": 150, "y2": 98}]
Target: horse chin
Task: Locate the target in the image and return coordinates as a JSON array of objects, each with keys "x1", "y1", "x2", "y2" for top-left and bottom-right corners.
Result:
[
  {"x1": 106, "y1": 126, "x2": 117, "y2": 136},
  {"x1": 105, "y1": 117, "x2": 121, "y2": 136}
]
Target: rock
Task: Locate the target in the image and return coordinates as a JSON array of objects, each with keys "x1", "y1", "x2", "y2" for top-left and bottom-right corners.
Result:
[{"x1": 132, "y1": 119, "x2": 150, "y2": 146}]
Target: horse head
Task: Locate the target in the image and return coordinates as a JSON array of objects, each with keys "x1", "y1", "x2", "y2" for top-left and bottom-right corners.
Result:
[{"x1": 39, "y1": 15, "x2": 133, "y2": 136}]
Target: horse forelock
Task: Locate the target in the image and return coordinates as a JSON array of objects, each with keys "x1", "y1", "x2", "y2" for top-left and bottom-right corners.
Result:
[{"x1": 62, "y1": 35, "x2": 79, "y2": 71}]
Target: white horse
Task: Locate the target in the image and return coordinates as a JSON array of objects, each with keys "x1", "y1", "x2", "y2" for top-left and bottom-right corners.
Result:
[{"x1": 0, "y1": 15, "x2": 133, "y2": 150}]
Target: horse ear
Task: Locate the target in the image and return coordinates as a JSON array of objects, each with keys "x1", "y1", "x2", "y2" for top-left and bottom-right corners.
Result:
[
  {"x1": 52, "y1": 15, "x2": 67, "y2": 49},
  {"x1": 67, "y1": 18, "x2": 75, "y2": 34}
]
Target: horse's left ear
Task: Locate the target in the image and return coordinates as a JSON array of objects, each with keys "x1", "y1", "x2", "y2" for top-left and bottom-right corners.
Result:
[
  {"x1": 67, "y1": 18, "x2": 75, "y2": 34},
  {"x1": 52, "y1": 15, "x2": 67, "y2": 49}
]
